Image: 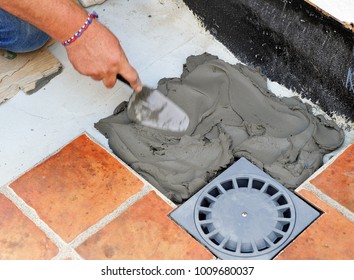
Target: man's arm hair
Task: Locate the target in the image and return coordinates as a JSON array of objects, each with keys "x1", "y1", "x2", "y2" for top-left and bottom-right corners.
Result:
[{"x1": 0, "y1": 0, "x2": 88, "y2": 43}]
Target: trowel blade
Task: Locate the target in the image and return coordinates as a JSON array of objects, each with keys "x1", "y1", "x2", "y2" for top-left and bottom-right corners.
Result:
[{"x1": 127, "y1": 87, "x2": 189, "y2": 133}]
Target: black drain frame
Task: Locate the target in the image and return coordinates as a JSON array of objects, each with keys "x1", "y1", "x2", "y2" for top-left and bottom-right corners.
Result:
[{"x1": 170, "y1": 158, "x2": 321, "y2": 260}]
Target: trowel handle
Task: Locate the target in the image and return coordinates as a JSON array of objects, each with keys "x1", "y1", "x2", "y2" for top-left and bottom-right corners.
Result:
[{"x1": 116, "y1": 74, "x2": 131, "y2": 87}]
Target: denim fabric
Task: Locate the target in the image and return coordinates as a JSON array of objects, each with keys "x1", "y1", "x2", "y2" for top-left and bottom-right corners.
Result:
[{"x1": 0, "y1": 9, "x2": 50, "y2": 53}]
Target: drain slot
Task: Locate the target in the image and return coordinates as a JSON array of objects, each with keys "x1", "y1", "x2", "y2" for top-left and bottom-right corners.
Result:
[{"x1": 170, "y1": 158, "x2": 320, "y2": 260}]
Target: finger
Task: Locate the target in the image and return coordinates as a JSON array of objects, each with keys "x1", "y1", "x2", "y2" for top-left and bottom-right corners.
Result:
[
  {"x1": 131, "y1": 76, "x2": 143, "y2": 92},
  {"x1": 91, "y1": 74, "x2": 101, "y2": 81},
  {"x1": 119, "y1": 67, "x2": 142, "y2": 92},
  {"x1": 102, "y1": 75, "x2": 117, "y2": 88}
]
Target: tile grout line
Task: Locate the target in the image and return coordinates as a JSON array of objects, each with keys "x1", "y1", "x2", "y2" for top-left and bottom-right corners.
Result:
[
  {"x1": 315, "y1": 143, "x2": 352, "y2": 180},
  {"x1": 300, "y1": 146, "x2": 349, "y2": 184},
  {"x1": 0, "y1": 186, "x2": 70, "y2": 253},
  {"x1": 298, "y1": 182, "x2": 354, "y2": 223},
  {"x1": 68, "y1": 184, "x2": 153, "y2": 251},
  {"x1": 0, "y1": 184, "x2": 8, "y2": 193},
  {"x1": 54, "y1": 184, "x2": 153, "y2": 260},
  {"x1": 1, "y1": 183, "x2": 153, "y2": 260},
  {"x1": 52, "y1": 246, "x2": 83, "y2": 260}
]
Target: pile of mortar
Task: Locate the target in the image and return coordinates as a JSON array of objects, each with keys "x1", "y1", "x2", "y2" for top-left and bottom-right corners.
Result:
[{"x1": 95, "y1": 53, "x2": 344, "y2": 203}]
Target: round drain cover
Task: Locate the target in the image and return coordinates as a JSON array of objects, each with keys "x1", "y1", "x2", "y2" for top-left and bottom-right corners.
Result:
[{"x1": 194, "y1": 174, "x2": 296, "y2": 258}]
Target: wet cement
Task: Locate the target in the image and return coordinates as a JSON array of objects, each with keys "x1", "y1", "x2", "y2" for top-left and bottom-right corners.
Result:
[{"x1": 95, "y1": 53, "x2": 344, "y2": 203}]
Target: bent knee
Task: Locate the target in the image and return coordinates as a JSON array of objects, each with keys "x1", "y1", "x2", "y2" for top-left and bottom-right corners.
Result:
[{"x1": 0, "y1": 9, "x2": 50, "y2": 53}]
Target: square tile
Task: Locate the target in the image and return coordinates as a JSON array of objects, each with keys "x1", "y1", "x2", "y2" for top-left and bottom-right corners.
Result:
[
  {"x1": 76, "y1": 191, "x2": 214, "y2": 260},
  {"x1": 311, "y1": 143, "x2": 354, "y2": 212},
  {"x1": 0, "y1": 194, "x2": 58, "y2": 260},
  {"x1": 10, "y1": 134, "x2": 144, "y2": 242},
  {"x1": 275, "y1": 189, "x2": 354, "y2": 260}
]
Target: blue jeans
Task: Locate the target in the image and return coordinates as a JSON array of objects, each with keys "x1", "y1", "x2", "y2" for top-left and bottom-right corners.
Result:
[{"x1": 0, "y1": 9, "x2": 50, "y2": 53}]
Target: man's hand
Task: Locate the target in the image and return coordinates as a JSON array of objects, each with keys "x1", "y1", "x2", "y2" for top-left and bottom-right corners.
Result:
[{"x1": 66, "y1": 20, "x2": 142, "y2": 91}]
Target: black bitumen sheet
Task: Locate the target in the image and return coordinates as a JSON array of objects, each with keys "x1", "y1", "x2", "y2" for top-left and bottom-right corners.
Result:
[{"x1": 183, "y1": 0, "x2": 354, "y2": 121}]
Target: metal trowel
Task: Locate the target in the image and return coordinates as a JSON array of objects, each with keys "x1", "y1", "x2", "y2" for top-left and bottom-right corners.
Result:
[{"x1": 117, "y1": 74, "x2": 189, "y2": 133}]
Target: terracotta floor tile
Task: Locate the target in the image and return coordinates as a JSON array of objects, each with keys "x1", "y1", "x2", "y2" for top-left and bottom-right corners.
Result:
[
  {"x1": 275, "y1": 189, "x2": 354, "y2": 260},
  {"x1": 10, "y1": 134, "x2": 144, "y2": 242},
  {"x1": 76, "y1": 191, "x2": 214, "y2": 260},
  {"x1": 0, "y1": 194, "x2": 58, "y2": 260},
  {"x1": 311, "y1": 143, "x2": 354, "y2": 212}
]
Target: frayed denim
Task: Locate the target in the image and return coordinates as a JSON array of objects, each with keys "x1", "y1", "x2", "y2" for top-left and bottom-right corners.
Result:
[{"x1": 0, "y1": 9, "x2": 50, "y2": 53}]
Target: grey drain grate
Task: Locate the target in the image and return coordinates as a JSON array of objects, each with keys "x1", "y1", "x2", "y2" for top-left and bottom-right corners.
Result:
[
  {"x1": 170, "y1": 158, "x2": 320, "y2": 260},
  {"x1": 195, "y1": 175, "x2": 296, "y2": 257}
]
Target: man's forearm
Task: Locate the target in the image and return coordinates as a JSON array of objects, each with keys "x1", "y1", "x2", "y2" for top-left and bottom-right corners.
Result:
[
  {"x1": 0, "y1": 0, "x2": 89, "y2": 43},
  {"x1": 1, "y1": 0, "x2": 142, "y2": 91}
]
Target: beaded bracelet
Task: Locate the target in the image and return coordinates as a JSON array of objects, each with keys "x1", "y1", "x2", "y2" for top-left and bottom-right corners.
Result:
[{"x1": 62, "y1": 11, "x2": 98, "y2": 46}]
